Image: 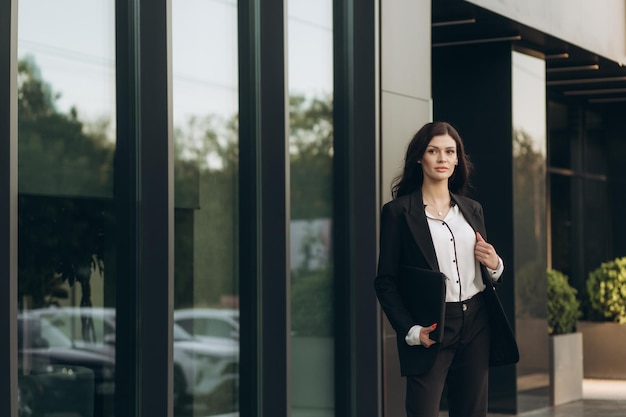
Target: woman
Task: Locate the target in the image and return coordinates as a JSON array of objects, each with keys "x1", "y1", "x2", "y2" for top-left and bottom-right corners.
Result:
[{"x1": 374, "y1": 121, "x2": 516, "y2": 417}]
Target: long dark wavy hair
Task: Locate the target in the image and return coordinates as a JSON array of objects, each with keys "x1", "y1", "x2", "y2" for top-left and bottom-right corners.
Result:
[{"x1": 391, "y1": 121, "x2": 472, "y2": 199}]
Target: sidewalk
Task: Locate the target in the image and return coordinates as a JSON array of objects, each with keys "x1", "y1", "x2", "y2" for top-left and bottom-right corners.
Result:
[{"x1": 488, "y1": 379, "x2": 626, "y2": 417}]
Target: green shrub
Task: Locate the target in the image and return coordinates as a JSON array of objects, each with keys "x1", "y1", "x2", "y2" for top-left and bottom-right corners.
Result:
[
  {"x1": 547, "y1": 269, "x2": 581, "y2": 335},
  {"x1": 586, "y1": 257, "x2": 626, "y2": 324}
]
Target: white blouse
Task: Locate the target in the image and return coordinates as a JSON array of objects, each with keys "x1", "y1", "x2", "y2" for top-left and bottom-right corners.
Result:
[{"x1": 404, "y1": 203, "x2": 504, "y2": 346}]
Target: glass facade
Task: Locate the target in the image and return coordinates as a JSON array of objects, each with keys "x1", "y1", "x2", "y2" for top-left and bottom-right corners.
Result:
[
  {"x1": 548, "y1": 104, "x2": 611, "y2": 293},
  {"x1": 17, "y1": 1, "x2": 116, "y2": 416}
]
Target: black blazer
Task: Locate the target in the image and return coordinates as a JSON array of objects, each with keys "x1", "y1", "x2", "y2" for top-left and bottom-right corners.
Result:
[{"x1": 374, "y1": 189, "x2": 518, "y2": 376}]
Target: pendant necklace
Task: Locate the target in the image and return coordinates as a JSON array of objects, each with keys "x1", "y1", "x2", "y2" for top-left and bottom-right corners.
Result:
[{"x1": 424, "y1": 199, "x2": 449, "y2": 217}]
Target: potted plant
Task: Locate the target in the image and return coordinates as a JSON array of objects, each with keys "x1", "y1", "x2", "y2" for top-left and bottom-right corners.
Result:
[
  {"x1": 586, "y1": 257, "x2": 626, "y2": 324},
  {"x1": 578, "y1": 257, "x2": 626, "y2": 379},
  {"x1": 547, "y1": 269, "x2": 583, "y2": 406}
]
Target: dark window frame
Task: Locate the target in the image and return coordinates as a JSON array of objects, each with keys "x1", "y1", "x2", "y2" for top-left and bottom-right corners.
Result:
[
  {"x1": 333, "y1": 0, "x2": 380, "y2": 416},
  {"x1": 238, "y1": 0, "x2": 289, "y2": 415},
  {"x1": 115, "y1": 0, "x2": 174, "y2": 416},
  {"x1": 0, "y1": 0, "x2": 18, "y2": 415}
]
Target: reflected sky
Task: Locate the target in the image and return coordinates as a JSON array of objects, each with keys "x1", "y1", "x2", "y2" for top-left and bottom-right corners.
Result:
[
  {"x1": 17, "y1": 0, "x2": 333, "y2": 127},
  {"x1": 512, "y1": 51, "x2": 546, "y2": 155}
]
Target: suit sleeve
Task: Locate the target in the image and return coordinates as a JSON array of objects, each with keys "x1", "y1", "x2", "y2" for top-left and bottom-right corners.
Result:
[{"x1": 374, "y1": 203, "x2": 416, "y2": 337}]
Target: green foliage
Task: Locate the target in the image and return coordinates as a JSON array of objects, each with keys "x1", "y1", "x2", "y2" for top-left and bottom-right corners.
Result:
[
  {"x1": 18, "y1": 56, "x2": 115, "y2": 198},
  {"x1": 17, "y1": 57, "x2": 114, "y2": 308},
  {"x1": 291, "y1": 268, "x2": 333, "y2": 337},
  {"x1": 547, "y1": 269, "x2": 581, "y2": 335},
  {"x1": 289, "y1": 95, "x2": 333, "y2": 220},
  {"x1": 586, "y1": 257, "x2": 626, "y2": 323}
]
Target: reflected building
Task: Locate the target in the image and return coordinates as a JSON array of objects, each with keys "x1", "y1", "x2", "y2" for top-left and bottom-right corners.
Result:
[{"x1": 2, "y1": 0, "x2": 626, "y2": 416}]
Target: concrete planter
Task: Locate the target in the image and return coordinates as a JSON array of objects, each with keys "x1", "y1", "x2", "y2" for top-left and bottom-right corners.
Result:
[
  {"x1": 578, "y1": 321, "x2": 626, "y2": 379},
  {"x1": 549, "y1": 332, "x2": 583, "y2": 406}
]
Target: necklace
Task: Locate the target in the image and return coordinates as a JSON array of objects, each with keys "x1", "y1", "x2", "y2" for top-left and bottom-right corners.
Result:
[{"x1": 423, "y1": 199, "x2": 450, "y2": 217}]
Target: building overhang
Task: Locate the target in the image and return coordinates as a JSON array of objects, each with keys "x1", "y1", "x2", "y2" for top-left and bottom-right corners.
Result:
[{"x1": 432, "y1": 0, "x2": 626, "y2": 107}]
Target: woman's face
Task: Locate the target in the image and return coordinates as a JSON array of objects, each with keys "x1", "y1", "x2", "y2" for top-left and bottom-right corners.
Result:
[{"x1": 419, "y1": 134, "x2": 458, "y2": 184}]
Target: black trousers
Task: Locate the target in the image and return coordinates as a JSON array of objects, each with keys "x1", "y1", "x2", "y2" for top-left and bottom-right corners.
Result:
[{"x1": 405, "y1": 291, "x2": 491, "y2": 417}]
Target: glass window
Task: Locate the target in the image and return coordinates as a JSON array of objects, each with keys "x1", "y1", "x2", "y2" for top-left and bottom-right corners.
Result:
[
  {"x1": 172, "y1": 0, "x2": 239, "y2": 415},
  {"x1": 583, "y1": 178, "x2": 608, "y2": 277},
  {"x1": 512, "y1": 50, "x2": 549, "y2": 412},
  {"x1": 287, "y1": 1, "x2": 334, "y2": 415},
  {"x1": 584, "y1": 110, "x2": 607, "y2": 175},
  {"x1": 550, "y1": 173, "x2": 572, "y2": 278},
  {"x1": 548, "y1": 101, "x2": 570, "y2": 169},
  {"x1": 17, "y1": 1, "x2": 116, "y2": 417}
]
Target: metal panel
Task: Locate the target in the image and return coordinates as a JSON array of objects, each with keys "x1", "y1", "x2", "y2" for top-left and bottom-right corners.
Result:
[
  {"x1": 381, "y1": 0, "x2": 431, "y2": 100},
  {"x1": 238, "y1": 0, "x2": 289, "y2": 415},
  {"x1": 0, "y1": 0, "x2": 18, "y2": 416}
]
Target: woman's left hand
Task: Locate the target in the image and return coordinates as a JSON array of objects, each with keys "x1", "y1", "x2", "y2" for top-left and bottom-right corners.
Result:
[{"x1": 475, "y1": 232, "x2": 499, "y2": 270}]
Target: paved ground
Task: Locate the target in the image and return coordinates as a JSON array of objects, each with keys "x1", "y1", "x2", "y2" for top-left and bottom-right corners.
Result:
[
  {"x1": 495, "y1": 379, "x2": 626, "y2": 417},
  {"x1": 437, "y1": 379, "x2": 626, "y2": 417}
]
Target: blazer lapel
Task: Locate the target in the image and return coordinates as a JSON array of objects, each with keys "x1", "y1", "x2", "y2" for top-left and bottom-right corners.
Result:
[
  {"x1": 452, "y1": 194, "x2": 494, "y2": 286},
  {"x1": 404, "y1": 190, "x2": 439, "y2": 271},
  {"x1": 451, "y1": 193, "x2": 486, "y2": 237}
]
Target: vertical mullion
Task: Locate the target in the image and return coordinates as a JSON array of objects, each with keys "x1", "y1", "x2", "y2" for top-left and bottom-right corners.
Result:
[
  {"x1": 116, "y1": 0, "x2": 173, "y2": 416},
  {"x1": 115, "y1": 0, "x2": 139, "y2": 414},
  {"x1": 333, "y1": 0, "x2": 379, "y2": 416},
  {"x1": 137, "y1": 1, "x2": 173, "y2": 416},
  {"x1": 239, "y1": 0, "x2": 289, "y2": 415},
  {"x1": 0, "y1": 1, "x2": 18, "y2": 416}
]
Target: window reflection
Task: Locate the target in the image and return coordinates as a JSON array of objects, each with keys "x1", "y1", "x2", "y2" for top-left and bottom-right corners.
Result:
[
  {"x1": 17, "y1": 1, "x2": 116, "y2": 417},
  {"x1": 172, "y1": 0, "x2": 239, "y2": 415},
  {"x1": 512, "y1": 51, "x2": 549, "y2": 412},
  {"x1": 288, "y1": 1, "x2": 334, "y2": 416}
]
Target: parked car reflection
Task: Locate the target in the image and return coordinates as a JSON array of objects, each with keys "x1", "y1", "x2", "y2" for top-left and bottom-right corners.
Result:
[
  {"x1": 18, "y1": 313, "x2": 115, "y2": 417},
  {"x1": 174, "y1": 308, "x2": 239, "y2": 350},
  {"x1": 30, "y1": 307, "x2": 239, "y2": 416}
]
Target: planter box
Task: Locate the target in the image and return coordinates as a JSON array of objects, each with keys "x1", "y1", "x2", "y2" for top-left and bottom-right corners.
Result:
[
  {"x1": 579, "y1": 321, "x2": 626, "y2": 379},
  {"x1": 549, "y1": 332, "x2": 583, "y2": 406}
]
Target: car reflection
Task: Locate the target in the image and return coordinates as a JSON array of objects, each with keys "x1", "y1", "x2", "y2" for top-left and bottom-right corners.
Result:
[
  {"x1": 29, "y1": 307, "x2": 239, "y2": 416},
  {"x1": 174, "y1": 308, "x2": 239, "y2": 350},
  {"x1": 18, "y1": 313, "x2": 115, "y2": 417}
]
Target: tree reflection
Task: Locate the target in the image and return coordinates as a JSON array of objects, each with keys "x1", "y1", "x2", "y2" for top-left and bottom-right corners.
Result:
[
  {"x1": 18, "y1": 57, "x2": 114, "y2": 313},
  {"x1": 513, "y1": 128, "x2": 547, "y2": 319}
]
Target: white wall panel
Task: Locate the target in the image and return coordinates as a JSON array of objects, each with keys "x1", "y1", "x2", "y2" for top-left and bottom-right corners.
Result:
[
  {"x1": 381, "y1": 0, "x2": 431, "y2": 100},
  {"x1": 381, "y1": 92, "x2": 431, "y2": 204}
]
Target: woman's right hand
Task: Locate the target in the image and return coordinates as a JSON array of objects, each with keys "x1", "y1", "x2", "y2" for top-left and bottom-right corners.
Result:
[{"x1": 420, "y1": 323, "x2": 438, "y2": 348}]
